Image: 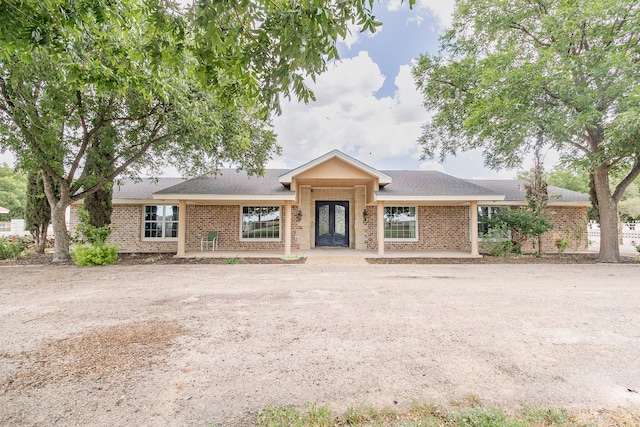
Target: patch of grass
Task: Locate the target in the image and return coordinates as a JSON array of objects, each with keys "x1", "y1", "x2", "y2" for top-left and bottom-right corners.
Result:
[
  {"x1": 345, "y1": 404, "x2": 399, "y2": 425},
  {"x1": 256, "y1": 403, "x2": 333, "y2": 427},
  {"x1": 521, "y1": 406, "x2": 569, "y2": 425},
  {"x1": 282, "y1": 255, "x2": 301, "y2": 261},
  {"x1": 254, "y1": 400, "x2": 600, "y2": 427},
  {"x1": 223, "y1": 257, "x2": 247, "y2": 264}
]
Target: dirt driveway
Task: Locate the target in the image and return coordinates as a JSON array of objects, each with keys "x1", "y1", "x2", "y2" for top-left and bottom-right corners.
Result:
[{"x1": 1, "y1": 263, "x2": 639, "y2": 426}]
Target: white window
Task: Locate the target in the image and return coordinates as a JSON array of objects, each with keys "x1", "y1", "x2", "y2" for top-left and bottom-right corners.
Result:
[
  {"x1": 143, "y1": 205, "x2": 178, "y2": 240},
  {"x1": 241, "y1": 206, "x2": 280, "y2": 240},
  {"x1": 478, "y1": 206, "x2": 509, "y2": 239},
  {"x1": 384, "y1": 206, "x2": 417, "y2": 241}
]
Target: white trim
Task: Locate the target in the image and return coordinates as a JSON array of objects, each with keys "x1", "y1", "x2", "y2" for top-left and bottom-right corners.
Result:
[
  {"x1": 383, "y1": 206, "x2": 419, "y2": 242},
  {"x1": 278, "y1": 149, "x2": 392, "y2": 185},
  {"x1": 114, "y1": 198, "x2": 175, "y2": 204},
  {"x1": 375, "y1": 195, "x2": 506, "y2": 202},
  {"x1": 141, "y1": 204, "x2": 180, "y2": 241},
  {"x1": 152, "y1": 194, "x2": 295, "y2": 201},
  {"x1": 479, "y1": 200, "x2": 590, "y2": 207}
]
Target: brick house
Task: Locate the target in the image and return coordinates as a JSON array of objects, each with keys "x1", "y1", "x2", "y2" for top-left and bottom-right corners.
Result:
[{"x1": 88, "y1": 150, "x2": 590, "y2": 256}]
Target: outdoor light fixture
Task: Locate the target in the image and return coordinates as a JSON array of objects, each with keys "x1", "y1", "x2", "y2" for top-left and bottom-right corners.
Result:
[
  {"x1": 363, "y1": 209, "x2": 369, "y2": 221},
  {"x1": 296, "y1": 210, "x2": 303, "y2": 221}
]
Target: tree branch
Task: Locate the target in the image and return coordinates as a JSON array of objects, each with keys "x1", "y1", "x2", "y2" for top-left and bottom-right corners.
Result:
[
  {"x1": 70, "y1": 129, "x2": 175, "y2": 202},
  {"x1": 509, "y1": 22, "x2": 552, "y2": 47},
  {"x1": 613, "y1": 160, "x2": 640, "y2": 202},
  {"x1": 68, "y1": 91, "x2": 92, "y2": 181}
]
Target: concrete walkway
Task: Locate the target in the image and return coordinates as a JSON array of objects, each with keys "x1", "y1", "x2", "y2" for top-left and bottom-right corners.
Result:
[{"x1": 180, "y1": 248, "x2": 481, "y2": 263}]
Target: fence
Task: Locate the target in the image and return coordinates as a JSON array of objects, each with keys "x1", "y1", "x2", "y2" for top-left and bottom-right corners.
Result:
[
  {"x1": 0, "y1": 219, "x2": 30, "y2": 237},
  {"x1": 588, "y1": 221, "x2": 640, "y2": 241}
]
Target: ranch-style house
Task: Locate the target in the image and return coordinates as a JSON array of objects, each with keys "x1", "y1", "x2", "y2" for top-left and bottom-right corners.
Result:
[{"x1": 73, "y1": 150, "x2": 590, "y2": 256}]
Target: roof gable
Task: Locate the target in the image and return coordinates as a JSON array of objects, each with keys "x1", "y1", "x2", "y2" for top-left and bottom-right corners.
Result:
[{"x1": 278, "y1": 150, "x2": 392, "y2": 185}]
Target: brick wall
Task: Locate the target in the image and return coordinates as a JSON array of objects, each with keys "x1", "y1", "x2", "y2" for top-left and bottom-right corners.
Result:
[
  {"x1": 73, "y1": 204, "x2": 179, "y2": 252},
  {"x1": 186, "y1": 204, "x2": 294, "y2": 251},
  {"x1": 519, "y1": 206, "x2": 589, "y2": 253},
  {"x1": 365, "y1": 205, "x2": 471, "y2": 251},
  {"x1": 73, "y1": 203, "x2": 300, "y2": 253},
  {"x1": 75, "y1": 202, "x2": 588, "y2": 254}
]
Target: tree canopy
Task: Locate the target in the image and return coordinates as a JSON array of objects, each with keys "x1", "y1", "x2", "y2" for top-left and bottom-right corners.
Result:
[
  {"x1": 413, "y1": 0, "x2": 640, "y2": 262},
  {"x1": 0, "y1": 0, "x2": 396, "y2": 261}
]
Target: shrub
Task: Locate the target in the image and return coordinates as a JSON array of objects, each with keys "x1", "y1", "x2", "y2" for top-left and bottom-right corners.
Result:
[
  {"x1": 72, "y1": 244, "x2": 119, "y2": 266},
  {"x1": 490, "y1": 208, "x2": 551, "y2": 254},
  {"x1": 0, "y1": 237, "x2": 31, "y2": 260},
  {"x1": 554, "y1": 234, "x2": 570, "y2": 254},
  {"x1": 73, "y1": 206, "x2": 111, "y2": 246},
  {"x1": 482, "y1": 225, "x2": 514, "y2": 257}
]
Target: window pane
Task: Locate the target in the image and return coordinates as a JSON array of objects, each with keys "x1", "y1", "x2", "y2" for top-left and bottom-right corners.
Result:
[
  {"x1": 144, "y1": 205, "x2": 179, "y2": 239},
  {"x1": 384, "y1": 207, "x2": 416, "y2": 240},
  {"x1": 242, "y1": 206, "x2": 280, "y2": 239}
]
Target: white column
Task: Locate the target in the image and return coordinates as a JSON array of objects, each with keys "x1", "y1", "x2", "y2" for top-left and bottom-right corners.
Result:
[
  {"x1": 284, "y1": 200, "x2": 292, "y2": 256},
  {"x1": 377, "y1": 201, "x2": 385, "y2": 256},
  {"x1": 177, "y1": 200, "x2": 187, "y2": 256},
  {"x1": 470, "y1": 201, "x2": 479, "y2": 256}
]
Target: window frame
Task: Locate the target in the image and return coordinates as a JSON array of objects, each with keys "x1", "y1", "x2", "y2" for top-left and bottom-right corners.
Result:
[
  {"x1": 240, "y1": 205, "x2": 281, "y2": 241},
  {"x1": 142, "y1": 205, "x2": 179, "y2": 241},
  {"x1": 383, "y1": 206, "x2": 418, "y2": 242}
]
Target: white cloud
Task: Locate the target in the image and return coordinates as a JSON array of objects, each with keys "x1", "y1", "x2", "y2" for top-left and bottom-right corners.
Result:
[
  {"x1": 387, "y1": 0, "x2": 403, "y2": 11},
  {"x1": 339, "y1": 22, "x2": 361, "y2": 49},
  {"x1": 416, "y1": 0, "x2": 455, "y2": 28},
  {"x1": 0, "y1": 151, "x2": 16, "y2": 167},
  {"x1": 338, "y1": 19, "x2": 381, "y2": 50},
  {"x1": 419, "y1": 161, "x2": 445, "y2": 172},
  {"x1": 271, "y1": 51, "x2": 430, "y2": 168}
]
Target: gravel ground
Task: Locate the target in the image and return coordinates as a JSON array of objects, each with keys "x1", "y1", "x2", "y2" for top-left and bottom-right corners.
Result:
[{"x1": 1, "y1": 263, "x2": 639, "y2": 426}]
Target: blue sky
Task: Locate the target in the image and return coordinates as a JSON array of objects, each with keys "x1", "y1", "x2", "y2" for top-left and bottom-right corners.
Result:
[
  {"x1": 1, "y1": 0, "x2": 544, "y2": 179},
  {"x1": 270, "y1": 0, "x2": 535, "y2": 179}
]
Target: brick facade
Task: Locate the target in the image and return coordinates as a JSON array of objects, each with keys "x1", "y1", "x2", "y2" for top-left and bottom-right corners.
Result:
[
  {"x1": 71, "y1": 201, "x2": 588, "y2": 254},
  {"x1": 185, "y1": 204, "x2": 297, "y2": 251},
  {"x1": 365, "y1": 205, "x2": 471, "y2": 251},
  {"x1": 75, "y1": 203, "x2": 301, "y2": 253},
  {"x1": 73, "y1": 204, "x2": 180, "y2": 252},
  {"x1": 518, "y1": 206, "x2": 589, "y2": 253}
]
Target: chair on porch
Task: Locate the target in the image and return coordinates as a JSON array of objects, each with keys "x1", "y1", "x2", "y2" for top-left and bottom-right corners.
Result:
[{"x1": 200, "y1": 231, "x2": 219, "y2": 252}]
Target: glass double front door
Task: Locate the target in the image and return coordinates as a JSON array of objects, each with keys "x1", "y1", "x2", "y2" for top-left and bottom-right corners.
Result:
[{"x1": 315, "y1": 201, "x2": 349, "y2": 247}]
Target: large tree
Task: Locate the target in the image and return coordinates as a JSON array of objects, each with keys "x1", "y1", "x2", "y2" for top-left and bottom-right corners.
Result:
[
  {"x1": 413, "y1": 0, "x2": 640, "y2": 262},
  {"x1": 0, "y1": 0, "x2": 389, "y2": 262}
]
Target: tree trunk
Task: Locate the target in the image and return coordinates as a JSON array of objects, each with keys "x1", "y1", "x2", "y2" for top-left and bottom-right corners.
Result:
[
  {"x1": 35, "y1": 222, "x2": 49, "y2": 254},
  {"x1": 50, "y1": 200, "x2": 71, "y2": 262},
  {"x1": 593, "y1": 166, "x2": 621, "y2": 263},
  {"x1": 42, "y1": 172, "x2": 72, "y2": 263}
]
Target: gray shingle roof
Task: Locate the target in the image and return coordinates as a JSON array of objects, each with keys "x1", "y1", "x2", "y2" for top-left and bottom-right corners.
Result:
[
  {"x1": 376, "y1": 171, "x2": 503, "y2": 197},
  {"x1": 467, "y1": 180, "x2": 590, "y2": 203},
  {"x1": 113, "y1": 178, "x2": 185, "y2": 200},
  {"x1": 111, "y1": 172, "x2": 589, "y2": 205},
  {"x1": 153, "y1": 170, "x2": 291, "y2": 196}
]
